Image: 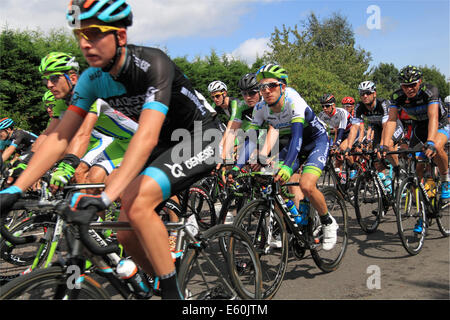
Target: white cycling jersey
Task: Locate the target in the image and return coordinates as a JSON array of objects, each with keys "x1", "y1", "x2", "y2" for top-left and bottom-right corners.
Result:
[{"x1": 318, "y1": 107, "x2": 350, "y2": 131}]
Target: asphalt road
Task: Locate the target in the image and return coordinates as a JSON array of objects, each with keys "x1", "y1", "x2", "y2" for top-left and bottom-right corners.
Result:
[{"x1": 273, "y1": 203, "x2": 449, "y2": 300}]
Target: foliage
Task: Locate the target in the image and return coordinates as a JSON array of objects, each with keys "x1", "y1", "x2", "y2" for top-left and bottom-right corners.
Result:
[{"x1": 0, "y1": 27, "x2": 85, "y2": 133}]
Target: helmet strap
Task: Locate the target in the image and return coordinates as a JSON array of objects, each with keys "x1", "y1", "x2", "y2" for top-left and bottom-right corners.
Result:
[
  {"x1": 268, "y1": 84, "x2": 284, "y2": 107},
  {"x1": 102, "y1": 32, "x2": 123, "y2": 73}
]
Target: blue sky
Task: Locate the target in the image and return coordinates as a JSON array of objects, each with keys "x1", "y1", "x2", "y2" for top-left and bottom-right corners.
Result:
[{"x1": 1, "y1": 0, "x2": 449, "y2": 79}]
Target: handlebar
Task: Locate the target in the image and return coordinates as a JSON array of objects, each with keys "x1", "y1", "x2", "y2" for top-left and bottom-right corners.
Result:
[{"x1": 0, "y1": 200, "x2": 120, "y2": 255}]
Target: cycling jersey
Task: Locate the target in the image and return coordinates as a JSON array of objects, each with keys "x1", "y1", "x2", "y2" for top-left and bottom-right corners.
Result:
[
  {"x1": 242, "y1": 87, "x2": 328, "y2": 176},
  {"x1": 398, "y1": 109, "x2": 413, "y2": 140},
  {"x1": 390, "y1": 83, "x2": 447, "y2": 123},
  {"x1": 90, "y1": 99, "x2": 138, "y2": 140},
  {"x1": 353, "y1": 98, "x2": 403, "y2": 145},
  {"x1": 69, "y1": 44, "x2": 218, "y2": 200},
  {"x1": 52, "y1": 99, "x2": 68, "y2": 119},
  {"x1": 3, "y1": 129, "x2": 38, "y2": 154},
  {"x1": 318, "y1": 107, "x2": 351, "y2": 145},
  {"x1": 213, "y1": 97, "x2": 246, "y2": 126},
  {"x1": 229, "y1": 100, "x2": 255, "y2": 131},
  {"x1": 70, "y1": 45, "x2": 214, "y2": 140}
]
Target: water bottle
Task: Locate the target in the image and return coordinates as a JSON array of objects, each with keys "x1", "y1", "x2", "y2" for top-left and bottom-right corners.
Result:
[
  {"x1": 424, "y1": 178, "x2": 436, "y2": 198},
  {"x1": 116, "y1": 258, "x2": 151, "y2": 297},
  {"x1": 297, "y1": 199, "x2": 310, "y2": 226},
  {"x1": 286, "y1": 199, "x2": 302, "y2": 225}
]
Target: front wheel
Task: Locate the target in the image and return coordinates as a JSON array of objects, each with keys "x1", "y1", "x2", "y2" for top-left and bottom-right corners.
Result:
[
  {"x1": 0, "y1": 266, "x2": 110, "y2": 299},
  {"x1": 178, "y1": 224, "x2": 262, "y2": 300},
  {"x1": 395, "y1": 178, "x2": 426, "y2": 255}
]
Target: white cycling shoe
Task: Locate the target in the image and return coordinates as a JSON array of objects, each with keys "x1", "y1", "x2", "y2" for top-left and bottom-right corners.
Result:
[{"x1": 322, "y1": 216, "x2": 339, "y2": 251}]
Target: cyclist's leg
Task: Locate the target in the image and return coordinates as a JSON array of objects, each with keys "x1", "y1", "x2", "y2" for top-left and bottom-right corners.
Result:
[{"x1": 435, "y1": 125, "x2": 450, "y2": 200}]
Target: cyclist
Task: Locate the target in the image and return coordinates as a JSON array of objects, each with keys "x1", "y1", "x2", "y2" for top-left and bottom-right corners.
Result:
[
  {"x1": 382, "y1": 66, "x2": 449, "y2": 207},
  {"x1": 345, "y1": 80, "x2": 404, "y2": 193},
  {"x1": 208, "y1": 80, "x2": 245, "y2": 132},
  {"x1": 445, "y1": 95, "x2": 450, "y2": 124},
  {"x1": 220, "y1": 73, "x2": 262, "y2": 164},
  {"x1": 0, "y1": 0, "x2": 219, "y2": 300},
  {"x1": 232, "y1": 64, "x2": 338, "y2": 251},
  {"x1": 318, "y1": 94, "x2": 356, "y2": 181}
]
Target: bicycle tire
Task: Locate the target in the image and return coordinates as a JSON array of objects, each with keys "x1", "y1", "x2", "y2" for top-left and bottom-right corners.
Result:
[
  {"x1": 188, "y1": 185, "x2": 216, "y2": 230},
  {"x1": 0, "y1": 215, "x2": 55, "y2": 282},
  {"x1": 232, "y1": 199, "x2": 288, "y2": 299},
  {"x1": 309, "y1": 187, "x2": 348, "y2": 273},
  {"x1": 178, "y1": 224, "x2": 262, "y2": 300},
  {"x1": 354, "y1": 171, "x2": 382, "y2": 233},
  {"x1": 436, "y1": 196, "x2": 450, "y2": 237},
  {"x1": 395, "y1": 178, "x2": 426, "y2": 255},
  {"x1": 0, "y1": 266, "x2": 110, "y2": 300}
]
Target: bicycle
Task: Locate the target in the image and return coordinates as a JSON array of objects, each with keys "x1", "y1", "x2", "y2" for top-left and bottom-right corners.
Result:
[
  {"x1": 232, "y1": 171, "x2": 348, "y2": 299},
  {"x1": 352, "y1": 149, "x2": 403, "y2": 233},
  {"x1": 0, "y1": 187, "x2": 262, "y2": 300},
  {"x1": 395, "y1": 148, "x2": 450, "y2": 255}
]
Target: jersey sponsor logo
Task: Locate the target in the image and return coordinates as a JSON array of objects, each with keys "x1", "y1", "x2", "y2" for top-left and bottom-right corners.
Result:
[
  {"x1": 89, "y1": 69, "x2": 103, "y2": 81},
  {"x1": 183, "y1": 145, "x2": 214, "y2": 169},
  {"x1": 181, "y1": 87, "x2": 207, "y2": 115},
  {"x1": 164, "y1": 163, "x2": 186, "y2": 178},
  {"x1": 132, "y1": 54, "x2": 151, "y2": 72},
  {"x1": 145, "y1": 86, "x2": 160, "y2": 104}
]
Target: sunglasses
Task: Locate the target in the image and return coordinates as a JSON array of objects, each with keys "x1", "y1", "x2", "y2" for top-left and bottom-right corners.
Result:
[
  {"x1": 359, "y1": 91, "x2": 374, "y2": 96},
  {"x1": 42, "y1": 73, "x2": 64, "y2": 85},
  {"x1": 73, "y1": 25, "x2": 121, "y2": 42},
  {"x1": 322, "y1": 104, "x2": 333, "y2": 109},
  {"x1": 401, "y1": 82, "x2": 419, "y2": 88},
  {"x1": 259, "y1": 82, "x2": 281, "y2": 91},
  {"x1": 211, "y1": 93, "x2": 223, "y2": 99},
  {"x1": 241, "y1": 90, "x2": 259, "y2": 97}
]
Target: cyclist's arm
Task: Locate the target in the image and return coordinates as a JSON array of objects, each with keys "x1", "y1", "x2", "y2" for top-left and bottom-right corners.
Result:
[
  {"x1": 1, "y1": 144, "x2": 17, "y2": 162},
  {"x1": 259, "y1": 125, "x2": 279, "y2": 158},
  {"x1": 31, "y1": 118, "x2": 60, "y2": 153},
  {"x1": 426, "y1": 103, "x2": 440, "y2": 143},
  {"x1": 13, "y1": 110, "x2": 85, "y2": 191},
  {"x1": 380, "y1": 107, "x2": 398, "y2": 147},
  {"x1": 63, "y1": 112, "x2": 99, "y2": 159},
  {"x1": 282, "y1": 121, "x2": 303, "y2": 169},
  {"x1": 102, "y1": 108, "x2": 165, "y2": 201},
  {"x1": 220, "y1": 120, "x2": 241, "y2": 162},
  {"x1": 346, "y1": 122, "x2": 360, "y2": 148}
]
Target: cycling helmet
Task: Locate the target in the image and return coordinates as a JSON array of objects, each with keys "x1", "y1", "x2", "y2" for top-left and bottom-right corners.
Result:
[
  {"x1": 319, "y1": 93, "x2": 336, "y2": 105},
  {"x1": 67, "y1": 0, "x2": 133, "y2": 27},
  {"x1": 256, "y1": 64, "x2": 289, "y2": 84},
  {"x1": 341, "y1": 96, "x2": 355, "y2": 105},
  {"x1": 208, "y1": 81, "x2": 227, "y2": 93},
  {"x1": 398, "y1": 65, "x2": 423, "y2": 84},
  {"x1": 42, "y1": 91, "x2": 56, "y2": 104},
  {"x1": 358, "y1": 80, "x2": 376, "y2": 93},
  {"x1": 444, "y1": 96, "x2": 450, "y2": 105},
  {"x1": 39, "y1": 52, "x2": 79, "y2": 74},
  {"x1": 0, "y1": 118, "x2": 14, "y2": 130},
  {"x1": 238, "y1": 73, "x2": 258, "y2": 91}
]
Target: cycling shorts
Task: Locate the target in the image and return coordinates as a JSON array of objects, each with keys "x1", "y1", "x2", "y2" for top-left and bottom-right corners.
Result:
[
  {"x1": 140, "y1": 120, "x2": 220, "y2": 200},
  {"x1": 89, "y1": 138, "x2": 130, "y2": 175},
  {"x1": 410, "y1": 122, "x2": 450, "y2": 158},
  {"x1": 278, "y1": 132, "x2": 330, "y2": 177},
  {"x1": 81, "y1": 131, "x2": 114, "y2": 168}
]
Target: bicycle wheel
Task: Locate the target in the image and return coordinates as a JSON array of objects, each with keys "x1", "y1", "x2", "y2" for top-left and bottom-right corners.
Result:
[
  {"x1": 395, "y1": 178, "x2": 426, "y2": 255},
  {"x1": 232, "y1": 199, "x2": 288, "y2": 300},
  {"x1": 188, "y1": 185, "x2": 216, "y2": 230},
  {"x1": 0, "y1": 266, "x2": 110, "y2": 299},
  {"x1": 178, "y1": 224, "x2": 262, "y2": 300},
  {"x1": 317, "y1": 164, "x2": 337, "y2": 189},
  {"x1": 436, "y1": 193, "x2": 450, "y2": 237},
  {"x1": 309, "y1": 187, "x2": 348, "y2": 273},
  {"x1": 0, "y1": 214, "x2": 55, "y2": 283},
  {"x1": 354, "y1": 171, "x2": 382, "y2": 233}
]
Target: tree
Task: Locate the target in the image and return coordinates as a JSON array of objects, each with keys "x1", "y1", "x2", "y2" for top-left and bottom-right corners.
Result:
[
  {"x1": 0, "y1": 27, "x2": 85, "y2": 133},
  {"x1": 369, "y1": 63, "x2": 399, "y2": 99},
  {"x1": 264, "y1": 12, "x2": 372, "y2": 106}
]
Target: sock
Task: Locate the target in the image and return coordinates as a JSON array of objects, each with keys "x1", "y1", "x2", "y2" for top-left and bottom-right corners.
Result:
[
  {"x1": 159, "y1": 269, "x2": 184, "y2": 300},
  {"x1": 440, "y1": 172, "x2": 449, "y2": 182},
  {"x1": 320, "y1": 212, "x2": 332, "y2": 225}
]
